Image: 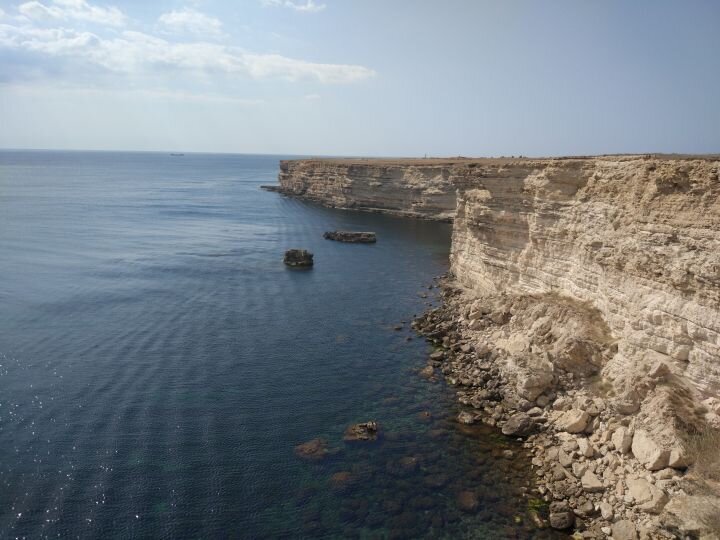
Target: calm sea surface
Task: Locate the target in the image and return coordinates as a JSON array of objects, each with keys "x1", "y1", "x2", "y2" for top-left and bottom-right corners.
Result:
[{"x1": 0, "y1": 151, "x2": 558, "y2": 539}]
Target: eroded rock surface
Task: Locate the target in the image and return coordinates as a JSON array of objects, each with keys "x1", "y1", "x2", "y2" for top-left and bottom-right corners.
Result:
[
  {"x1": 343, "y1": 421, "x2": 380, "y2": 442},
  {"x1": 275, "y1": 155, "x2": 720, "y2": 538},
  {"x1": 278, "y1": 159, "x2": 457, "y2": 221},
  {"x1": 283, "y1": 249, "x2": 314, "y2": 267}
]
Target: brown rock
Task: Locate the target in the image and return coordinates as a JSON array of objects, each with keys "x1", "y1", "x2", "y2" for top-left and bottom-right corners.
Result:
[
  {"x1": 456, "y1": 491, "x2": 479, "y2": 513},
  {"x1": 283, "y1": 249, "x2": 314, "y2": 267},
  {"x1": 294, "y1": 438, "x2": 330, "y2": 460},
  {"x1": 343, "y1": 421, "x2": 380, "y2": 442},
  {"x1": 611, "y1": 519, "x2": 638, "y2": 540}
]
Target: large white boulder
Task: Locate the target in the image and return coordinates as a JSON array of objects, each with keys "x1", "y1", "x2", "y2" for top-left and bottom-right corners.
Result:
[
  {"x1": 554, "y1": 409, "x2": 590, "y2": 433},
  {"x1": 631, "y1": 429, "x2": 670, "y2": 470}
]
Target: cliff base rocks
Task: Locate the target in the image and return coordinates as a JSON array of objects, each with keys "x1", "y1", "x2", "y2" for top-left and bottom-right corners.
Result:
[{"x1": 414, "y1": 277, "x2": 720, "y2": 539}]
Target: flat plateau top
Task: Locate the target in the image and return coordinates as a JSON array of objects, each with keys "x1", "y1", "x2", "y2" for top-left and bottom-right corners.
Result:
[{"x1": 283, "y1": 154, "x2": 720, "y2": 166}]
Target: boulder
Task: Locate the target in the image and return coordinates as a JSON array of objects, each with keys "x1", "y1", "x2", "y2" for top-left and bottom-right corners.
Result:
[
  {"x1": 631, "y1": 429, "x2": 670, "y2": 470},
  {"x1": 668, "y1": 445, "x2": 692, "y2": 469},
  {"x1": 517, "y1": 369, "x2": 554, "y2": 401},
  {"x1": 323, "y1": 231, "x2": 377, "y2": 243},
  {"x1": 577, "y1": 437, "x2": 595, "y2": 457},
  {"x1": 419, "y1": 365, "x2": 435, "y2": 380},
  {"x1": 581, "y1": 470, "x2": 605, "y2": 493},
  {"x1": 501, "y1": 412, "x2": 536, "y2": 437},
  {"x1": 456, "y1": 491, "x2": 479, "y2": 513},
  {"x1": 615, "y1": 390, "x2": 641, "y2": 415},
  {"x1": 626, "y1": 477, "x2": 653, "y2": 504},
  {"x1": 599, "y1": 501, "x2": 614, "y2": 520},
  {"x1": 639, "y1": 487, "x2": 669, "y2": 514},
  {"x1": 283, "y1": 249, "x2": 314, "y2": 267},
  {"x1": 611, "y1": 520, "x2": 638, "y2": 540},
  {"x1": 344, "y1": 421, "x2": 380, "y2": 442},
  {"x1": 456, "y1": 411, "x2": 475, "y2": 425},
  {"x1": 554, "y1": 409, "x2": 590, "y2": 433},
  {"x1": 612, "y1": 426, "x2": 633, "y2": 454},
  {"x1": 549, "y1": 501, "x2": 574, "y2": 530},
  {"x1": 549, "y1": 511, "x2": 574, "y2": 530}
]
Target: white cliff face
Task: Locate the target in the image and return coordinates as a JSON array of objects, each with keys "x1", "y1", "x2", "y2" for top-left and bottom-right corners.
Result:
[
  {"x1": 278, "y1": 160, "x2": 456, "y2": 221},
  {"x1": 277, "y1": 154, "x2": 720, "y2": 427},
  {"x1": 275, "y1": 155, "x2": 720, "y2": 535},
  {"x1": 450, "y1": 157, "x2": 720, "y2": 401}
]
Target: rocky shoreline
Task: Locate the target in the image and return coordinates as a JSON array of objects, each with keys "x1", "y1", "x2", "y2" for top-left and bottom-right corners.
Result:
[
  {"x1": 266, "y1": 155, "x2": 720, "y2": 538},
  {"x1": 413, "y1": 276, "x2": 719, "y2": 540}
]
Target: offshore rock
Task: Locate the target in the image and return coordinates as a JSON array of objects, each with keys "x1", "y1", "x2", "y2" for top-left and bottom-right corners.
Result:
[
  {"x1": 343, "y1": 421, "x2": 380, "y2": 442},
  {"x1": 323, "y1": 231, "x2": 377, "y2": 243},
  {"x1": 283, "y1": 249, "x2": 314, "y2": 267}
]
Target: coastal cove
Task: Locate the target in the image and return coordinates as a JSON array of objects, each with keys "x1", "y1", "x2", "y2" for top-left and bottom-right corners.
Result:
[{"x1": 0, "y1": 151, "x2": 560, "y2": 538}]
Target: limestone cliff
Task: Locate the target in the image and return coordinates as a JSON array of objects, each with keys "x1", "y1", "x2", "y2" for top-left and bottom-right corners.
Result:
[
  {"x1": 278, "y1": 159, "x2": 457, "y2": 221},
  {"x1": 276, "y1": 155, "x2": 720, "y2": 402},
  {"x1": 450, "y1": 157, "x2": 720, "y2": 397},
  {"x1": 272, "y1": 154, "x2": 720, "y2": 536}
]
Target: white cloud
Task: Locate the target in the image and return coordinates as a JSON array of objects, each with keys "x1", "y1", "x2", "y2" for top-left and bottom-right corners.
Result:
[
  {"x1": 158, "y1": 8, "x2": 223, "y2": 37},
  {"x1": 0, "y1": 8, "x2": 5, "y2": 18},
  {"x1": 0, "y1": 23, "x2": 376, "y2": 83},
  {"x1": 17, "y1": 0, "x2": 126, "y2": 27},
  {"x1": 262, "y1": 0, "x2": 326, "y2": 13},
  {"x1": 2, "y1": 83, "x2": 265, "y2": 105}
]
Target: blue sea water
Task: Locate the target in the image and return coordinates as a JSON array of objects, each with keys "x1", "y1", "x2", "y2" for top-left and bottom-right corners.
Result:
[{"x1": 0, "y1": 150, "x2": 559, "y2": 539}]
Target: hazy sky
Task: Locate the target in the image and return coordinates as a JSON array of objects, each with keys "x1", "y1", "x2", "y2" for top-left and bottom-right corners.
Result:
[{"x1": 1, "y1": 0, "x2": 719, "y2": 156}]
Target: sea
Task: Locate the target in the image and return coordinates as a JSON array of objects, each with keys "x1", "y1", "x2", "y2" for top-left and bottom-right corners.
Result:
[{"x1": 0, "y1": 150, "x2": 561, "y2": 539}]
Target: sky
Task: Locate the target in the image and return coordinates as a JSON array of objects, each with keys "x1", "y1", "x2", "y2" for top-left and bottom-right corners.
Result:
[{"x1": 0, "y1": 0, "x2": 719, "y2": 156}]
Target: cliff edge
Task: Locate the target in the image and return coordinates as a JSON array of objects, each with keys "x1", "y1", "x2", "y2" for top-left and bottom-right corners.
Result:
[{"x1": 269, "y1": 154, "x2": 720, "y2": 538}]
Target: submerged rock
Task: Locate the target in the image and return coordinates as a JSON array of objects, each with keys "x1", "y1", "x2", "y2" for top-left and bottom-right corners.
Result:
[
  {"x1": 456, "y1": 491, "x2": 479, "y2": 512},
  {"x1": 294, "y1": 438, "x2": 331, "y2": 460},
  {"x1": 329, "y1": 471, "x2": 354, "y2": 490},
  {"x1": 343, "y1": 421, "x2": 380, "y2": 442},
  {"x1": 419, "y1": 364, "x2": 435, "y2": 380},
  {"x1": 456, "y1": 411, "x2": 475, "y2": 425},
  {"x1": 323, "y1": 231, "x2": 377, "y2": 243},
  {"x1": 283, "y1": 249, "x2": 314, "y2": 267}
]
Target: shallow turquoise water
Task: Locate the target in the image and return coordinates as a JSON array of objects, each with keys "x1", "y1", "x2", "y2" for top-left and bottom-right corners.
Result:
[{"x1": 0, "y1": 151, "x2": 560, "y2": 538}]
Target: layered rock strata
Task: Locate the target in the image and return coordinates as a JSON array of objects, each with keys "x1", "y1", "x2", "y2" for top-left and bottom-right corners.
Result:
[
  {"x1": 272, "y1": 155, "x2": 720, "y2": 538},
  {"x1": 277, "y1": 159, "x2": 458, "y2": 221}
]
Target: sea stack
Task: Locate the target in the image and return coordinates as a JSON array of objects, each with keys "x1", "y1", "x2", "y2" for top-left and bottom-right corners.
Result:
[
  {"x1": 323, "y1": 231, "x2": 377, "y2": 243},
  {"x1": 283, "y1": 249, "x2": 314, "y2": 267}
]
